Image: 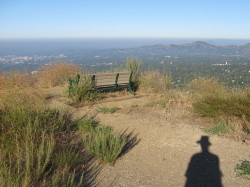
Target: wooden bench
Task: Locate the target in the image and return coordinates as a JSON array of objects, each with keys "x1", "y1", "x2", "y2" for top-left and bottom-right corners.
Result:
[
  {"x1": 91, "y1": 72, "x2": 132, "y2": 93},
  {"x1": 68, "y1": 72, "x2": 132, "y2": 93}
]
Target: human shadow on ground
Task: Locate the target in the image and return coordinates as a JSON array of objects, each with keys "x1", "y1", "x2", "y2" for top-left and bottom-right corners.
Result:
[{"x1": 185, "y1": 136, "x2": 223, "y2": 187}]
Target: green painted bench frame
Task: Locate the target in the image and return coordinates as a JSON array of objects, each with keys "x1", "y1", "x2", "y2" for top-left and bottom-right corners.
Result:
[
  {"x1": 68, "y1": 72, "x2": 132, "y2": 93},
  {"x1": 68, "y1": 74, "x2": 80, "y2": 93},
  {"x1": 91, "y1": 72, "x2": 132, "y2": 93}
]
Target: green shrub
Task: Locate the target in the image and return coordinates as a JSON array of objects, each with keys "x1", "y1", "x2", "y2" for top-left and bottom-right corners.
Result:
[
  {"x1": 235, "y1": 160, "x2": 250, "y2": 180},
  {"x1": 190, "y1": 79, "x2": 250, "y2": 135},
  {"x1": 97, "y1": 107, "x2": 118, "y2": 114},
  {"x1": 50, "y1": 167, "x2": 84, "y2": 187},
  {"x1": 204, "y1": 121, "x2": 230, "y2": 135},
  {"x1": 126, "y1": 57, "x2": 142, "y2": 83},
  {"x1": 193, "y1": 95, "x2": 225, "y2": 118},
  {"x1": 193, "y1": 92, "x2": 250, "y2": 122},
  {"x1": 84, "y1": 126, "x2": 126, "y2": 164},
  {"x1": 0, "y1": 90, "x2": 85, "y2": 186},
  {"x1": 68, "y1": 74, "x2": 103, "y2": 102},
  {"x1": 0, "y1": 131, "x2": 55, "y2": 187},
  {"x1": 53, "y1": 148, "x2": 84, "y2": 169},
  {"x1": 76, "y1": 118, "x2": 98, "y2": 132}
]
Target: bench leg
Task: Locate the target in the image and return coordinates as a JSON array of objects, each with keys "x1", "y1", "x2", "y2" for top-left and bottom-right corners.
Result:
[{"x1": 128, "y1": 83, "x2": 133, "y2": 94}]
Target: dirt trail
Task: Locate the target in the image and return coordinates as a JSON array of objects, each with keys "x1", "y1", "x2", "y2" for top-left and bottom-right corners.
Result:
[{"x1": 46, "y1": 87, "x2": 250, "y2": 187}]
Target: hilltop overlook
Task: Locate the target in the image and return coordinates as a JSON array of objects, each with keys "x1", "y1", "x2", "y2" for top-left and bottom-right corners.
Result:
[
  {"x1": 0, "y1": 62, "x2": 249, "y2": 186},
  {"x1": 1, "y1": 0, "x2": 250, "y2": 186}
]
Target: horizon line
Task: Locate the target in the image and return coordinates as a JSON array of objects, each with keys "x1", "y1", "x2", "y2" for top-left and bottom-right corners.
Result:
[{"x1": 1, "y1": 37, "x2": 250, "y2": 41}]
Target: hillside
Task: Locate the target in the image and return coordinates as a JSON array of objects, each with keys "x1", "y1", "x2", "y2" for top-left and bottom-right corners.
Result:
[
  {"x1": 0, "y1": 63, "x2": 249, "y2": 186},
  {"x1": 46, "y1": 86, "x2": 250, "y2": 187}
]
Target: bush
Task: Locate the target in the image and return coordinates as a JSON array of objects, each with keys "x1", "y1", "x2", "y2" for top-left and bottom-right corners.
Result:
[
  {"x1": 0, "y1": 71, "x2": 36, "y2": 90},
  {"x1": 204, "y1": 121, "x2": 230, "y2": 135},
  {"x1": 0, "y1": 90, "x2": 85, "y2": 186},
  {"x1": 139, "y1": 71, "x2": 171, "y2": 93},
  {"x1": 235, "y1": 160, "x2": 250, "y2": 180},
  {"x1": 144, "y1": 95, "x2": 170, "y2": 108},
  {"x1": 50, "y1": 167, "x2": 84, "y2": 187},
  {"x1": 189, "y1": 78, "x2": 250, "y2": 134},
  {"x1": 193, "y1": 92, "x2": 250, "y2": 122},
  {"x1": 76, "y1": 118, "x2": 98, "y2": 132},
  {"x1": 188, "y1": 77, "x2": 226, "y2": 97},
  {"x1": 84, "y1": 126, "x2": 126, "y2": 164},
  {"x1": 53, "y1": 148, "x2": 84, "y2": 169},
  {"x1": 37, "y1": 62, "x2": 80, "y2": 88},
  {"x1": 97, "y1": 107, "x2": 118, "y2": 113},
  {"x1": 68, "y1": 74, "x2": 103, "y2": 102},
  {"x1": 126, "y1": 57, "x2": 142, "y2": 83}
]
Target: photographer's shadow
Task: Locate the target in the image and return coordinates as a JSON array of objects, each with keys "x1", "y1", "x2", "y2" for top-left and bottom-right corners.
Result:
[{"x1": 185, "y1": 136, "x2": 223, "y2": 187}]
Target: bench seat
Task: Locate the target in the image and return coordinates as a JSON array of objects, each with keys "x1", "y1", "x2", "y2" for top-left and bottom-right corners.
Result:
[{"x1": 91, "y1": 72, "x2": 132, "y2": 92}]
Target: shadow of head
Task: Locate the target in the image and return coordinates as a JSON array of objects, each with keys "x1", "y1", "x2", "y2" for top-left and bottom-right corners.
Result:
[{"x1": 197, "y1": 136, "x2": 211, "y2": 151}]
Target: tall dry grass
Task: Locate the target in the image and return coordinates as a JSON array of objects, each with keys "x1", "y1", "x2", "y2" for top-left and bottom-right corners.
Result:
[
  {"x1": 139, "y1": 71, "x2": 171, "y2": 93},
  {"x1": 0, "y1": 71, "x2": 36, "y2": 90},
  {"x1": 0, "y1": 87, "x2": 87, "y2": 186},
  {"x1": 37, "y1": 62, "x2": 80, "y2": 88},
  {"x1": 188, "y1": 77, "x2": 227, "y2": 98},
  {"x1": 189, "y1": 78, "x2": 250, "y2": 136},
  {"x1": 126, "y1": 57, "x2": 142, "y2": 83}
]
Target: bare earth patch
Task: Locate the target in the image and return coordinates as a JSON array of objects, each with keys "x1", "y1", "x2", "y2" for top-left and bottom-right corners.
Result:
[{"x1": 46, "y1": 87, "x2": 250, "y2": 187}]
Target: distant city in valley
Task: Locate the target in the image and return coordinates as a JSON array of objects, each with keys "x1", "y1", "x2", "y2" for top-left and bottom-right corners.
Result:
[{"x1": 0, "y1": 39, "x2": 250, "y2": 88}]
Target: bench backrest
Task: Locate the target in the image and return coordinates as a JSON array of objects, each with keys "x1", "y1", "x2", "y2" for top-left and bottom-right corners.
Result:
[{"x1": 92, "y1": 72, "x2": 131, "y2": 88}]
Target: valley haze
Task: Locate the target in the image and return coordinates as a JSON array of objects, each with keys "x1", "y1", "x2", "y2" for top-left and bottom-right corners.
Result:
[{"x1": 0, "y1": 38, "x2": 250, "y2": 88}]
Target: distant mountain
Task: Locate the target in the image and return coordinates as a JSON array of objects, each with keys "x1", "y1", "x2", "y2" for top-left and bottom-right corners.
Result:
[
  {"x1": 107, "y1": 41, "x2": 250, "y2": 56},
  {"x1": 239, "y1": 43, "x2": 250, "y2": 52}
]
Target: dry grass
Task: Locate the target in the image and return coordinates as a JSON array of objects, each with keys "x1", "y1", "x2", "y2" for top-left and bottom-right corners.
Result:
[
  {"x1": 139, "y1": 71, "x2": 171, "y2": 93},
  {"x1": 226, "y1": 117, "x2": 250, "y2": 140},
  {"x1": 0, "y1": 88, "x2": 45, "y2": 110},
  {"x1": 0, "y1": 86, "x2": 87, "y2": 186},
  {"x1": 189, "y1": 78, "x2": 250, "y2": 137},
  {"x1": 167, "y1": 89, "x2": 193, "y2": 108},
  {"x1": 0, "y1": 71, "x2": 36, "y2": 90},
  {"x1": 37, "y1": 62, "x2": 80, "y2": 88},
  {"x1": 188, "y1": 77, "x2": 227, "y2": 98}
]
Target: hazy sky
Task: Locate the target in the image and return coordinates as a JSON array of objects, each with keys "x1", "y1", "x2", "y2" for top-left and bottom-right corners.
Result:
[{"x1": 1, "y1": 0, "x2": 250, "y2": 39}]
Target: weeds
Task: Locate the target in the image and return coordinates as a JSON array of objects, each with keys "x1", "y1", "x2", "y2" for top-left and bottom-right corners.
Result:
[
  {"x1": 204, "y1": 121, "x2": 230, "y2": 135},
  {"x1": 68, "y1": 74, "x2": 103, "y2": 102},
  {"x1": 76, "y1": 118, "x2": 98, "y2": 132},
  {"x1": 193, "y1": 91, "x2": 250, "y2": 122},
  {"x1": 37, "y1": 62, "x2": 80, "y2": 88},
  {"x1": 144, "y1": 95, "x2": 170, "y2": 108},
  {"x1": 50, "y1": 167, "x2": 84, "y2": 187},
  {"x1": 0, "y1": 90, "x2": 85, "y2": 186},
  {"x1": 139, "y1": 71, "x2": 171, "y2": 93},
  {"x1": 84, "y1": 126, "x2": 126, "y2": 164},
  {"x1": 53, "y1": 148, "x2": 84, "y2": 169},
  {"x1": 131, "y1": 104, "x2": 138, "y2": 108},
  {"x1": 191, "y1": 78, "x2": 250, "y2": 136},
  {"x1": 235, "y1": 160, "x2": 250, "y2": 180},
  {"x1": 0, "y1": 71, "x2": 36, "y2": 89},
  {"x1": 126, "y1": 57, "x2": 142, "y2": 83},
  {"x1": 97, "y1": 107, "x2": 118, "y2": 113},
  {"x1": 188, "y1": 77, "x2": 226, "y2": 97}
]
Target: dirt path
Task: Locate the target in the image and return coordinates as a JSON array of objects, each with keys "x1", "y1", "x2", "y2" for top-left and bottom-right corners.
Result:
[{"x1": 46, "y1": 87, "x2": 250, "y2": 187}]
